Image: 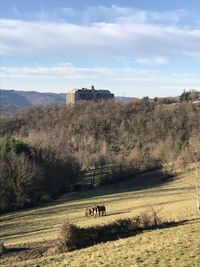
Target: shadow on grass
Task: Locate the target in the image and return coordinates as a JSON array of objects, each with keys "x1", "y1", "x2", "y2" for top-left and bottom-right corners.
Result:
[
  {"x1": 0, "y1": 169, "x2": 177, "y2": 222},
  {"x1": 59, "y1": 217, "x2": 200, "y2": 253},
  {"x1": 156, "y1": 217, "x2": 200, "y2": 230},
  {"x1": 58, "y1": 169, "x2": 176, "y2": 203},
  {"x1": 105, "y1": 211, "x2": 131, "y2": 217},
  {"x1": 1, "y1": 218, "x2": 199, "y2": 261},
  {"x1": 1, "y1": 243, "x2": 48, "y2": 260},
  {"x1": 3, "y1": 246, "x2": 29, "y2": 254},
  {"x1": 58, "y1": 170, "x2": 175, "y2": 203}
]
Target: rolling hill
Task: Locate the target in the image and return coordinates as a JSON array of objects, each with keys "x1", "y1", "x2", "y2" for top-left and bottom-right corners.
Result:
[
  {"x1": 0, "y1": 89, "x2": 135, "y2": 115},
  {"x1": 0, "y1": 89, "x2": 66, "y2": 114},
  {"x1": 0, "y1": 166, "x2": 199, "y2": 267}
]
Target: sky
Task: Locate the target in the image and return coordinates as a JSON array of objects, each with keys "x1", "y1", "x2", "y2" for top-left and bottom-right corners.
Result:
[{"x1": 0, "y1": 0, "x2": 200, "y2": 97}]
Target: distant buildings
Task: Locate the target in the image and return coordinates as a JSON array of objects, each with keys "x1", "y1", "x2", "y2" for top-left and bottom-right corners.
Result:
[
  {"x1": 66, "y1": 85, "x2": 114, "y2": 105},
  {"x1": 179, "y1": 89, "x2": 200, "y2": 103}
]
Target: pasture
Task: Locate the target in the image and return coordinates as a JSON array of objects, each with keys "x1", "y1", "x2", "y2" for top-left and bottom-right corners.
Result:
[{"x1": 0, "y1": 166, "x2": 200, "y2": 267}]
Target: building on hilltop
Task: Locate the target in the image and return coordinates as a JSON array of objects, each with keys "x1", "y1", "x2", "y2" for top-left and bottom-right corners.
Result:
[{"x1": 66, "y1": 85, "x2": 114, "y2": 105}]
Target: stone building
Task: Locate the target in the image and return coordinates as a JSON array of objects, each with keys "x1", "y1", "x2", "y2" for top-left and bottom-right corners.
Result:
[{"x1": 66, "y1": 85, "x2": 114, "y2": 105}]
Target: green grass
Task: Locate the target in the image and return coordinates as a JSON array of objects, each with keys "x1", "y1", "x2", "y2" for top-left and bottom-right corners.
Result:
[{"x1": 0, "y1": 166, "x2": 200, "y2": 266}]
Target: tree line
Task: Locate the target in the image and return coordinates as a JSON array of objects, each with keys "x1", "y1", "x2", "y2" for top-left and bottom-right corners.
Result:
[{"x1": 0, "y1": 137, "x2": 80, "y2": 212}]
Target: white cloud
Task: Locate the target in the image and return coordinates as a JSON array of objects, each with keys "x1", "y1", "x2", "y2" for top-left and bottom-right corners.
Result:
[
  {"x1": 74, "y1": 5, "x2": 189, "y2": 25},
  {"x1": 0, "y1": 14, "x2": 200, "y2": 60},
  {"x1": 135, "y1": 57, "x2": 169, "y2": 65},
  {"x1": 1, "y1": 6, "x2": 199, "y2": 97},
  {"x1": 1, "y1": 64, "x2": 199, "y2": 97},
  {"x1": 0, "y1": 64, "x2": 158, "y2": 79}
]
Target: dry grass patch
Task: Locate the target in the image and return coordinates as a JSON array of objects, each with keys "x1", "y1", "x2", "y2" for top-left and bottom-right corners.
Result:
[{"x1": 1, "y1": 219, "x2": 199, "y2": 267}]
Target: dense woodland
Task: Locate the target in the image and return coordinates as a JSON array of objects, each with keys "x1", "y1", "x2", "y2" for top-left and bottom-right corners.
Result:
[{"x1": 1, "y1": 98, "x2": 200, "y2": 212}]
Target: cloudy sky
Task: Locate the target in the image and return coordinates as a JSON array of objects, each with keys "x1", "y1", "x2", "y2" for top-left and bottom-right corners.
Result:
[{"x1": 0, "y1": 0, "x2": 200, "y2": 97}]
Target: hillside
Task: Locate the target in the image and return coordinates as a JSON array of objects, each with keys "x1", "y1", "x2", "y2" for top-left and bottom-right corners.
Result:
[
  {"x1": 0, "y1": 166, "x2": 199, "y2": 267},
  {"x1": 0, "y1": 96, "x2": 199, "y2": 266},
  {"x1": 0, "y1": 100, "x2": 200, "y2": 211},
  {"x1": 0, "y1": 89, "x2": 136, "y2": 114},
  {"x1": 0, "y1": 89, "x2": 66, "y2": 114}
]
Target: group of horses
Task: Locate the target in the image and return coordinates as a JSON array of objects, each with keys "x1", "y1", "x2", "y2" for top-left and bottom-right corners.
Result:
[{"x1": 85, "y1": 205, "x2": 106, "y2": 218}]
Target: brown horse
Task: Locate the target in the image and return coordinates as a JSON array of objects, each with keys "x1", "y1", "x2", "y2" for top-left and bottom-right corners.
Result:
[
  {"x1": 85, "y1": 208, "x2": 93, "y2": 217},
  {"x1": 96, "y1": 205, "x2": 106, "y2": 216}
]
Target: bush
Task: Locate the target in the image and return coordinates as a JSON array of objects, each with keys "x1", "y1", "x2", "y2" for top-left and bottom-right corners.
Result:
[
  {"x1": 57, "y1": 211, "x2": 163, "y2": 252},
  {"x1": 57, "y1": 223, "x2": 81, "y2": 252},
  {"x1": 138, "y1": 210, "x2": 161, "y2": 228}
]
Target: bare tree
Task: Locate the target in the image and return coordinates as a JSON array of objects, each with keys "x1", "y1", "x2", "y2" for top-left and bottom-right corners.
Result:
[{"x1": 180, "y1": 134, "x2": 200, "y2": 215}]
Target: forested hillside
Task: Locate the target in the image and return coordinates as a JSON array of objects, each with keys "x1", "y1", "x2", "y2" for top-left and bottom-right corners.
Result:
[
  {"x1": 1, "y1": 100, "x2": 200, "y2": 212},
  {"x1": 0, "y1": 89, "x2": 66, "y2": 114}
]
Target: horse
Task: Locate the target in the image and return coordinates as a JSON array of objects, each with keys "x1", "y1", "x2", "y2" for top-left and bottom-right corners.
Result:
[
  {"x1": 85, "y1": 205, "x2": 106, "y2": 218},
  {"x1": 85, "y1": 208, "x2": 93, "y2": 217},
  {"x1": 96, "y1": 205, "x2": 106, "y2": 216},
  {"x1": 91, "y1": 206, "x2": 98, "y2": 217}
]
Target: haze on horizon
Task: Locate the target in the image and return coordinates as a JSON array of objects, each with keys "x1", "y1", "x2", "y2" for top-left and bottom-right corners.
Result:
[{"x1": 0, "y1": 0, "x2": 200, "y2": 97}]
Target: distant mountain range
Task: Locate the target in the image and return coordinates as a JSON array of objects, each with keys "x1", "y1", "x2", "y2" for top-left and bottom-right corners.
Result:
[
  {"x1": 0, "y1": 89, "x2": 66, "y2": 114},
  {"x1": 0, "y1": 89, "x2": 133, "y2": 114}
]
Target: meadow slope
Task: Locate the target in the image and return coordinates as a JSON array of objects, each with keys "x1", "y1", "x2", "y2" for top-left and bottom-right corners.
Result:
[{"x1": 0, "y1": 167, "x2": 200, "y2": 267}]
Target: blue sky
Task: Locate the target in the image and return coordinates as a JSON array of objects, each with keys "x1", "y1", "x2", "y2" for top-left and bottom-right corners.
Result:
[{"x1": 0, "y1": 0, "x2": 200, "y2": 97}]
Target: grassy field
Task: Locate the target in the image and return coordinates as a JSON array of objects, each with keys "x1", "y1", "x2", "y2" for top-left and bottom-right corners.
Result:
[{"x1": 0, "y1": 166, "x2": 200, "y2": 267}]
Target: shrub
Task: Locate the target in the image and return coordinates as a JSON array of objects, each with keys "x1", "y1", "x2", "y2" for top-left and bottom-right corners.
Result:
[
  {"x1": 57, "y1": 222, "x2": 81, "y2": 252},
  {"x1": 57, "y1": 211, "x2": 163, "y2": 252}
]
